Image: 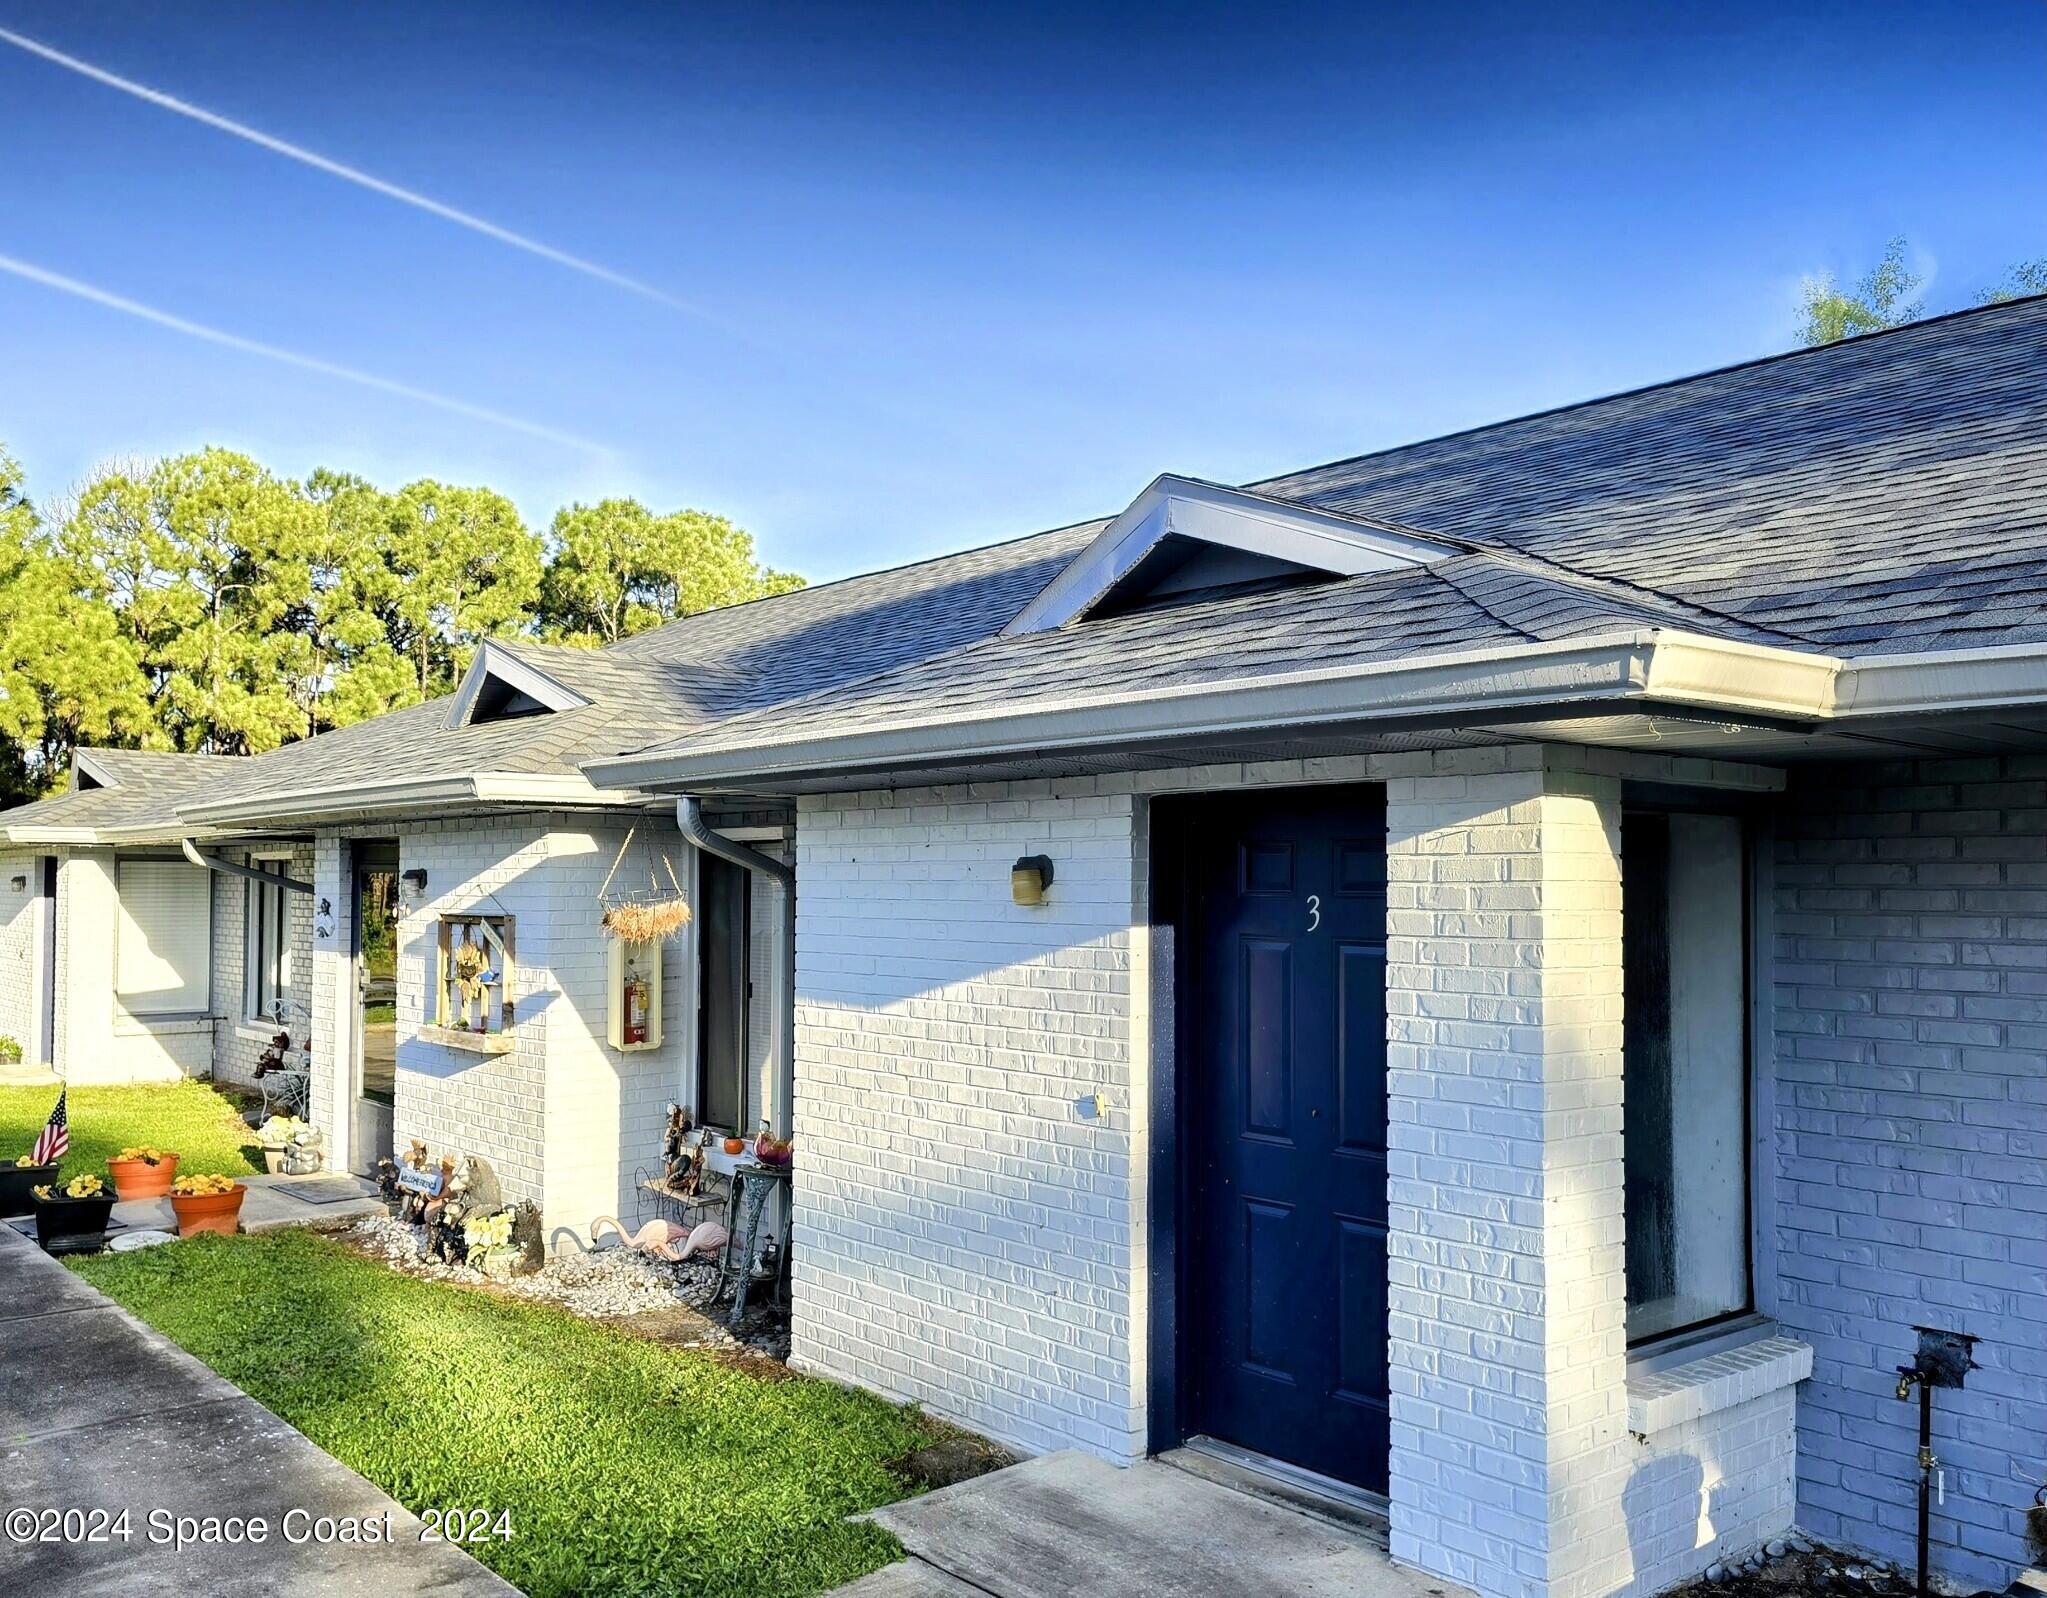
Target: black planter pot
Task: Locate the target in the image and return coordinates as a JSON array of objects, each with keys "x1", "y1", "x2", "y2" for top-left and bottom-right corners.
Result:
[
  {"x1": 0, "y1": 1163, "x2": 60, "y2": 1218},
  {"x1": 33, "y1": 1192, "x2": 117, "y2": 1255}
]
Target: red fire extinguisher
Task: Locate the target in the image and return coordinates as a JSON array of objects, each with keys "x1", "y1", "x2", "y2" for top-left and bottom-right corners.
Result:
[{"x1": 622, "y1": 960, "x2": 648, "y2": 1046}]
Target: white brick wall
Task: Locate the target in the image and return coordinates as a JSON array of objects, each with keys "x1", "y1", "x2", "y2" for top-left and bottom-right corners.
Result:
[
  {"x1": 1384, "y1": 750, "x2": 1633, "y2": 1598},
  {"x1": 790, "y1": 744, "x2": 1802, "y2": 1598},
  {"x1": 320, "y1": 814, "x2": 694, "y2": 1245},
  {"x1": 792, "y1": 781, "x2": 1148, "y2": 1461},
  {"x1": 536, "y1": 819, "x2": 693, "y2": 1244}
]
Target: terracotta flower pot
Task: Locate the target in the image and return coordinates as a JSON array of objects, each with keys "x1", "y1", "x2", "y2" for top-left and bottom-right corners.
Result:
[
  {"x1": 169, "y1": 1185, "x2": 246, "y2": 1238},
  {"x1": 33, "y1": 1192, "x2": 117, "y2": 1255},
  {"x1": 108, "y1": 1153, "x2": 179, "y2": 1200},
  {"x1": 0, "y1": 1163, "x2": 59, "y2": 1218}
]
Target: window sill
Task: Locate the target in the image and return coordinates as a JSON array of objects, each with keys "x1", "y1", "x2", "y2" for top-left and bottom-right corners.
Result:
[
  {"x1": 236, "y1": 1022, "x2": 294, "y2": 1043},
  {"x1": 1626, "y1": 1330, "x2": 1813, "y2": 1437},
  {"x1": 419, "y1": 1024, "x2": 516, "y2": 1056}
]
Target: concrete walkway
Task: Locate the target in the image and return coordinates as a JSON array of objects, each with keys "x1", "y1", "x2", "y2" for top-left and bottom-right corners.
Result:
[
  {"x1": 0, "y1": 1224, "x2": 516, "y2": 1596},
  {"x1": 834, "y1": 1450, "x2": 1470, "y2": 1598}
]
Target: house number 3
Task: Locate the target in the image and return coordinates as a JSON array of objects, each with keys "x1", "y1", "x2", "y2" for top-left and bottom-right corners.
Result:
[{"x1": 1305, "y1": 894, "x2": 1322, "y2": 932}]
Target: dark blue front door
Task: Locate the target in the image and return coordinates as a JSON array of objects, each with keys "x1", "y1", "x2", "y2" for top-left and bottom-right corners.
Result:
[{"x1": 1181, "y1": 787, "x2": 1390, "y2": 1493}]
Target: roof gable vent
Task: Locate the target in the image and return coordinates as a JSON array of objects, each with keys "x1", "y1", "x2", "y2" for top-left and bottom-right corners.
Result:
[
  {"x1": 71, "y1": 751, "x2": 121, "y2": 790},
  {"x1": 1003, "y1": 475, "x2": 1459, "y2": 635},
  {"x1": 447, "y1": 642, "x2": 590, "y2": 730}
]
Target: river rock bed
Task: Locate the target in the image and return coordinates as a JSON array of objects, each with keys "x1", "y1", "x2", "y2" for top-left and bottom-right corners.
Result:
[
  {"x1": 1670, "y1": 1539, "x2": 1917, "y2": 1598},
  {"x1": 342, "y1": 1213, "x2": 790, "y2": 1357}
]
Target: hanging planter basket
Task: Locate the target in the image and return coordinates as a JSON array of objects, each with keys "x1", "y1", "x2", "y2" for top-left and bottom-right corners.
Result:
[{"x1": 597, "y1": 827, "x2": 693, "y2": 943}]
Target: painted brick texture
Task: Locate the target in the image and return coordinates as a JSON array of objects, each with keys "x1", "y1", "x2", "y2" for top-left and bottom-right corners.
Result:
[
  {"x1": 1773, "y1": 756, "x2": 2047, "y2": 1591},
  {"x1": 792, "y1": 781, "x2": 1147, "y2": 1462},
  {"x1": 352, "y1": 815, "x2": 691, "y2": 1243},
  {"x1": 1384, "y1": 751, "x2": 1633, "y2": 1598}
]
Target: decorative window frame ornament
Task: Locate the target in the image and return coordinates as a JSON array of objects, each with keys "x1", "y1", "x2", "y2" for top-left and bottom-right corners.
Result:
[{"x1": 427, "y1": 913, "x2": 517, "y2": 1055}]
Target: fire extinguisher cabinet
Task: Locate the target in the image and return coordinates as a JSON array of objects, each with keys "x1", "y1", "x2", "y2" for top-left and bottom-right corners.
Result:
[{"x1": 607, "y1": 938, "x2": 663, "y2": 1051}]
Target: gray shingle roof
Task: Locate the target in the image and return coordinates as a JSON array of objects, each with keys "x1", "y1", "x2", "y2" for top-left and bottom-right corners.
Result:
[
  {"x1": 0, "y1": 749, "x2": 247, "y2": 838},
  {"x1": 1255, "y1": 296, "x2": 2047, "y2": 655},
  {"x1": 610, "y1": 297, "x2": 2047, "y2": 773},
  {"x1": 610, "y1": 552, "x2": 1764, "y2": 761},
  {"x1": 17, "y1": 296, "x2": 2043, "y2": 829}
]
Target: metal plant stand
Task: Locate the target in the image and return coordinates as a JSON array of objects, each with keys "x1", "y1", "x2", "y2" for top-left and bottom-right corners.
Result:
[{"x1": 716, "y1": 1162, "x2": 790, "y2": 1328}]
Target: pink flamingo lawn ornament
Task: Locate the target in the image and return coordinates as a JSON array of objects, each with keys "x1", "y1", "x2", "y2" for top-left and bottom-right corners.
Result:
[{"x1": 590, "y1": 1215, "x2": 728, "y2": 1263}]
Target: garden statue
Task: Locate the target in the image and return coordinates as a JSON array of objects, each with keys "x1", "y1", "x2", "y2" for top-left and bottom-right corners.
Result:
[
  {"x1": 661, "y1": 1102, "x2": 694, "y2": 1182},
  {"x1": 591, "y1": 1214, "x2": 728, "y2": 1263},
  {"x1": 427, "y1": 1154, "x2": 504, "y2": 1266}
]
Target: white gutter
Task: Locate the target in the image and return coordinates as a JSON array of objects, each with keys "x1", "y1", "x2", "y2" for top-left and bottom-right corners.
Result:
[
  {"x1": 590, "y1": 630, "x2": 1844, "y2": 789},
  {"x1": 1832, "y1": 642, "x2": 2047, "y2": 718},
  {"x1": 176, "y1": 770, "x2": 649, "y2": 828}
]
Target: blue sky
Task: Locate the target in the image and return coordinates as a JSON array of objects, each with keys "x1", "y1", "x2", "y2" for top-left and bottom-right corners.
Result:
[{"x1": 1, "y1": 1, "x2": 2041, "y2": 581}]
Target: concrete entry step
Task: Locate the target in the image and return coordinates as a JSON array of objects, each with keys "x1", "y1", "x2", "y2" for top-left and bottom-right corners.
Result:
[{"x1": 851, "y1": 1451, "x2": 1472, "y2": 1598}]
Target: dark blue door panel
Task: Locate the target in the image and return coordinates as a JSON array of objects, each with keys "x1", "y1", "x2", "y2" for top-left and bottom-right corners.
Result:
[{"x1": 1181, "y1": 787, "x2": 1389, "y2": 1494}]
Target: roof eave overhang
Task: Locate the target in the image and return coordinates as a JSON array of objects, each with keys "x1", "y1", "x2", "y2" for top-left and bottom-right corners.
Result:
[
  {"x1": 590, "y1": 630, "x2": 1845, "y2": 792},
  {"x1": 175, "y1": 771, "x2": 651, "y2": 828}
]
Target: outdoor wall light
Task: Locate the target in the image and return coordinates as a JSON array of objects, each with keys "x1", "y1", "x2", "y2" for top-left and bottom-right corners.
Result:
[
  {"x1": 400, "y1": 868, "x2": 428, "y2": 900},
  {"x1": 1011, "y1": 854, "x2": 1054, "y2": 906},
  {"x1": 8, "y1": 875, "x2": 24, "y2": 892}
]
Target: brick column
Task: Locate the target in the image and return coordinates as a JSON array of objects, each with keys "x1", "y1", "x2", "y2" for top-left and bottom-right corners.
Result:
[
  {"x1": 308, "y1": 835, "x2": 354, "y2": 1168},
  {"x1": 1384, "y1": 750, "x2": 1631, "y2": 1598}
]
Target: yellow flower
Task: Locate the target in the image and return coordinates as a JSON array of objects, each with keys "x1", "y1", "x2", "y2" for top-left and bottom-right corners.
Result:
[
  {"x1": 14, "y1": 1154, "x2": 38, "y2": 1168},
  {"x1": 115, "y1": 1146, "x2": 169, "y2": 1165},
  {"x1": 58, "y1": 1174, "x2": 104, "y2": 1199},
  {"x1": 31, "y1": 1183, "x2": 51, "y2": 1200},
  {"x1": 170, "y1": 1173, "x2": 240, "y2": 1197}
]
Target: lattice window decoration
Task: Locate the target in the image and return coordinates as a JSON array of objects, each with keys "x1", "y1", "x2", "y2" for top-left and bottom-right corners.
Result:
[{"x1": 435, "y1": 914, "x2": 516, "y2": 1040}]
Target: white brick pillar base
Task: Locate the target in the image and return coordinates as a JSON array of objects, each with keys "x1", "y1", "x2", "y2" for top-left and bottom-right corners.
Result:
[
  {"x1": 1384, "y1": 751, "x2": 1631, "y2": 1598},
  {"x1": 308, "y1": 835, "x2": 354, "y2": 1169}
]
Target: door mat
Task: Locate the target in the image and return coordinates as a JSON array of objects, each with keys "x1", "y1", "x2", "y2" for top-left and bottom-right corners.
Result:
[{"x1": 270, "y1": 1177, "x2": 377, "y2": 1206}]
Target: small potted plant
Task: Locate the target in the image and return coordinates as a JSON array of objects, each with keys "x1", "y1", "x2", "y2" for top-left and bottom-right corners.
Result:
[
  {"x1": 168, "y1": 1172, "x2": 247, "y2": 1237},
  {"x1": 3, "y1": 1151, "x2": 60, "y2": 1217},
  {"x1": 32, "y1": 1171, "x2": 116, "y2": 1255},
  {"x1": 107, "y1": 1145, "x2": 180, "y2": 1200}
]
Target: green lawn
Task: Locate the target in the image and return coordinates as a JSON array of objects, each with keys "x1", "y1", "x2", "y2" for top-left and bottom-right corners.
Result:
[
  {"x1": 0, "y1": 1079, "x2": 261, "y2": 1177},
  {"x1": 73, "y1": 1229, "x2": 926, "y2": 1598}
]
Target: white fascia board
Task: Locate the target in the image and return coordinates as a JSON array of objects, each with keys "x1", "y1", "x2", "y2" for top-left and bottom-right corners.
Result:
[
  {"x1": 594, "y1": 631, "x2": 1845, "y2": 789},
  {"x1": 444, "y1": 640, "x2": 590, "y2": 729},
  {"x1": 176, "y1": 770, "x2": 645, "y2": 827},
  {"x1": 1833, "y1": 642, "x2": 2047, "y2": 718},
  {"x1": 0, "y1": 824, "x2": 103, "y2": 844},
  {"x1": 1002, "y1": 475, "x2": 1461, "y2": 637}
]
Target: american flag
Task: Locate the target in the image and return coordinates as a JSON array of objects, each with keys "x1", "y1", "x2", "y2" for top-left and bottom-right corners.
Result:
[{"x1": 30, "y1": 1088, "x2": 67, "y2": 1166}]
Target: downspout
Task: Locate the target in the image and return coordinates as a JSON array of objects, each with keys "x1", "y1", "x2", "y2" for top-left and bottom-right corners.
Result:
[
  {"x1": 675, "y1": 798, "x2": 793, "y2": 889},
  {"x1": 675, "y1": 798, "x2": 795, "y2": 1141},
  {"x1": 181, "y1": 838, "x2": 314, "y2": 895}
]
